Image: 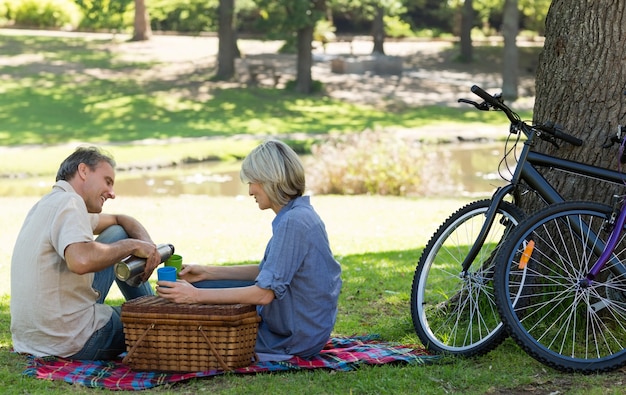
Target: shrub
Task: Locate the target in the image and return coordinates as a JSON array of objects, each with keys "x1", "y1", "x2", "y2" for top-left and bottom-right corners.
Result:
[
  {"x1": 314, "y1": 19, "x2": 336, "y2": 46},
  {"x1": 0, "y1": 1, "x2": 10, "y2": 25},
  {"x1": 384, "y1": 15, "x2": 414, "y2": 38},
  {"x1": 8, "y1": 0, "x2": 81, "y2": 29},
  {"x1": 305, "y1": 130, "x2": 445, "y2": 197},
  {"x1": 149, "y1": 0, "x2": 217, "y2": 33},
  {"x1": 306, "y1": 130, "x2": 463, "y2": 197},
  {"x1": 74, "y1": 0, "x2": 133, "y2": 31}
]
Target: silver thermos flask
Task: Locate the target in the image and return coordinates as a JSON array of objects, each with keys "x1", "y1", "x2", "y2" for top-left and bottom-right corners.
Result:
[{"x1": 114, "y1": 243, "x2": 175, "y2": 287}]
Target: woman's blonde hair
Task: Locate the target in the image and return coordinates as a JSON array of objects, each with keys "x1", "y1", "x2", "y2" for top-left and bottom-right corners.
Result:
[{"x1": 240, "y1": 139, "x2": 305, "y2": 206}]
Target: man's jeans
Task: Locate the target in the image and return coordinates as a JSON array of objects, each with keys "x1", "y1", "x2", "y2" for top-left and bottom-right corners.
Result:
[
  {"x1": 92, "y1": 225, "x2": 154, "y2": 303},
  {"x1": 69, "y1": 225, "x2": 154, "y2": 360}
]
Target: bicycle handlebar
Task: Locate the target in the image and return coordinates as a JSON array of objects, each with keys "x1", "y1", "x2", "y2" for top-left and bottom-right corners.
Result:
[
  {"x1": 542, "y1": 123, "x2": 584, "y2": 146},
  {"x1": 464, "y1": 85, "x2": 583, "y2": 147},
  {"x1": 470, "y1": 85, "x2": 518, "y2": 123}
]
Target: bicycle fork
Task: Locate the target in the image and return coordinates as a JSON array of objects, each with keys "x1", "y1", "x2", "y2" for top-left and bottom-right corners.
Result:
[
  {"x1": 459, "y1": 184, "x2": 517, "y2": 276},
  {"x1": 585, "y1": 195, "x2": 626, "y2": 283}
]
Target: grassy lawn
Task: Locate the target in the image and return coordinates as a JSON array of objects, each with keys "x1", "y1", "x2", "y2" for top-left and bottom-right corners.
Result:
[
  {"x1": 1, "y1": 30, "x2": 623, "y2": 394},
  {"x1": 4, "y1": 195, "x2": 625, "y2": 394},
  {"x1": 0, "y1": 29, "x2": 529, "y2": 175}
]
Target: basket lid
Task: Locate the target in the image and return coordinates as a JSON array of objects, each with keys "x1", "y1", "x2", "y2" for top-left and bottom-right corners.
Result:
[{"x1": 121, "y1": 295, "x2": 257, "y2": 316}]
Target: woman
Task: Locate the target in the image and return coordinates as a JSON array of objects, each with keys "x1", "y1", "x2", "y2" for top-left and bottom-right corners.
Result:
[{"x1": 157, "y1": 139, "x2": 342, "y2": 361}]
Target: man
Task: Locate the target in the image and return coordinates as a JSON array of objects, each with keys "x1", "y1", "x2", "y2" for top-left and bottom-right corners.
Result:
[{"x1": 11, "y1": 146, "x2": 161, "y2": 360}]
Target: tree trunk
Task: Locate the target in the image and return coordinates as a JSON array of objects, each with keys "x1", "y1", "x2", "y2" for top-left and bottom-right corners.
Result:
[
  {"x1": 131, "y1": 0, "x2": 151, "y2": 42},
  {"x1": 371, "y1": 5, "x2": 385, "y2": 55},
  {"x1": 501, "y1": 0, "x2": 519, "y2": 101},
  {"x1": 527, "y1": 0, "x2": 626, "y2": 210},
  {"x1": 459, "y1": 0, "x2": 473, "y2": 62},
  {"x1": 217, "y1": 0, "x2": 236, "y2": 80},
  {"x1": 295, "y1": 25, "x2": 314, "y2": 94}
]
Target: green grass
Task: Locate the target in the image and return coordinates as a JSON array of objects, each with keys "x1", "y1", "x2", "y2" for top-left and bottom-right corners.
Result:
[
  {"x1": 0, "y1": 31, "x2": 532, "y2": 179},
  {"x1": 0, "y1": 31, "x2": 528, "y2": 148},
  {"x1": 0, "y1": 71, "x2": 517, "y2": 146},
  {"x1": 2, "y1": 196, "x2": 626, "y2": 394}
]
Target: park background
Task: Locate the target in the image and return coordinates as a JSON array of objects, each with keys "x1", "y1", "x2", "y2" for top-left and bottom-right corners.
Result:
[{"x1": 2, "y1": 1, "x2": 625, "y2": 394}]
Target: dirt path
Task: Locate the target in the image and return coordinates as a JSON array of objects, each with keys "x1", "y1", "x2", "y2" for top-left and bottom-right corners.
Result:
[
  {"x1": 108, "y1": 32, "x2": 539, "y2": 109},
  {"x1": 106, "y1": 32, "x2": 539, "y2": 140},
  {"x1": 1, "y1": 28, "x2": 539, "y2": 105}
]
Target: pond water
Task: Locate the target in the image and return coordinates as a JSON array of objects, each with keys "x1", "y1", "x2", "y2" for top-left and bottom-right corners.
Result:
[{"x1": 0, "y1": 143, "x2": 512, "y2": 198}]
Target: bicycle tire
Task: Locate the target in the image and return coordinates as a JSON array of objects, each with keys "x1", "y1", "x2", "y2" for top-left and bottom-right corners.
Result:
[
  {"x1": 411, "y1": 199, "x2": 524, "y2": 356},
  {"x1": 494, "y1": 201, "x2": 626, "y2": 373}
]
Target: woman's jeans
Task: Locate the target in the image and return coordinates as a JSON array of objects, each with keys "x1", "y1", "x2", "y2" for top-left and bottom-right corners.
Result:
[
  {"x1": 69, "y1": 225, "x2": 154, "y2": 360},
  {"x1": 192, "y1": 280, "x2": 255, "y2": 288}
]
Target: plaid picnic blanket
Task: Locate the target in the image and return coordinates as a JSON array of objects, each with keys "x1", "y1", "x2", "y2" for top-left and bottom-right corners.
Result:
[{"x1": 22, "y1": 336, "x2": 437, "y2": 391}]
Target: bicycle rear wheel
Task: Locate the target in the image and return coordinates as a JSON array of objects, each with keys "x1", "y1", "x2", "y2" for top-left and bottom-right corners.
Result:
[
  {"x1": 494, "y1": 201, "x2": 626, "y2": 373},
  {"x1": 411, "y1": 199, "x2": 524, "y2": 356}
]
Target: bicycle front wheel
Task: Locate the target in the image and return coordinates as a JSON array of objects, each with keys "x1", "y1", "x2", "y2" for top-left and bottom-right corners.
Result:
[
  {"x1": 494, "y1": 201, "x2": 626, "y2": 373},
  {"x1": 411, "y1": 199, "x2": 524, "y2": 356}
]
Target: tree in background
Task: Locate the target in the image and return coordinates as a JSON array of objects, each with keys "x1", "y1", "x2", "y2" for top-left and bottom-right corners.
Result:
[
  {"x1": 74, "y1": 0, "x2": 133, "y2": 31},
  {"x1": 501, "y1": 0, "x2": 518, "y2": 100},
  {"x1": 527, "y1": 0, "x2": 626, "y2": 208},
  {"x1": 330, "y1": 0, "x2": 407, "y2": 55},
  {"x1": 131, "y1": 0, "x2": 151, "y2": 41},
  {"x1": 459, "y1": 0, "x2": 474, "y2": 62},
  {"x1": 294, "y1": 0, "x2": 326, "y2": 93},
  {"x1": 371, "y1": 3, "x2": 385, "y2": 54},
  {"x1": 255, "y1": 0, "x2": 327, "y2": 94},
  {"x1": 11, "y1": 0, "x2": 553, "y2": 97},
  {"x1": 148, "y1": 0, "x2": 219, "y2": 32},
  {"x1": 519, "y1": 0, "x2": 551, "y2": 36},
  {"x1": 450, "y1": 0, "x2": 549, "y2": 99},
  {"x1": 404, "y1": 0, "x2": 454, "y2": 36},
  {"x1": 216, "y1": 0, "x2": 236, "y2": 79}
]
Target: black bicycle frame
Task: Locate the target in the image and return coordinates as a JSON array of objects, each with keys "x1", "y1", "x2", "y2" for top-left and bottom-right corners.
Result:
[{"x1": 460, "y1": 134, "x2": 626, "y2": 276}]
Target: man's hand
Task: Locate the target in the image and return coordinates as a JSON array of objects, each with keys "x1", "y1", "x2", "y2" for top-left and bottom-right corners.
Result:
[{"x1": 132, "y1": 241, "x2": 160, "y2": 281}]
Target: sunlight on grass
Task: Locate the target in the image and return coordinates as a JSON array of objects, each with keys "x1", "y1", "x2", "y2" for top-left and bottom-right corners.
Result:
[
  {"x1": 0, "y1": 31, "x2": 529, "y2": 147},
  {"x1": 90, "y1": 96, "x2": 134, "y2": 114},
  {"x1": 153, "y1": 94, "x2": 204, "y2": 112}
]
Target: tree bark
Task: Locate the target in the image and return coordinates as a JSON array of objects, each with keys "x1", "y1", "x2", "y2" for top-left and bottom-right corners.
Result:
[
  {"x1": 372, "y1": 5, "x2": 385, "y2": 55},
  {"x1": 131, "y1": 0, "x2": 151, "y2": 42},
  {"x1": 527, "y1": 0, "x2": 626, "y2": 209},
  {"x1": 501, "y1": 0, "x2": 519, "y2": 101},
  {"x1": 295, "y1": 25, "x2": 314, "y2": 94},
  {"x1": 459, "y1": 0, "x2": 473, "y2": 62},
  {"x1": 217, "y1": 0, "x2": 236, "y2": 80}
]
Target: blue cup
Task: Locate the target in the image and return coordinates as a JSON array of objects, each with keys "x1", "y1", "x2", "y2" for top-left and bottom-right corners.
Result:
[{"x1": 157, "y1": 266, "x2": 177, "y2": 284}]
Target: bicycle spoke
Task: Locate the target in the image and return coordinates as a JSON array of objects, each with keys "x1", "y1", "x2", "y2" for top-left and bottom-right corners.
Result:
[
  {"x1": 412, "y1": 200, "x2": 523, "y2": 356},
  {"x1": 495, "y1": 202, "x2": 626, "y2": 372}
]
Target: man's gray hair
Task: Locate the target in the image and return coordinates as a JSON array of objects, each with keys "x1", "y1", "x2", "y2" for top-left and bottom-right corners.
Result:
[{"x1": 56, "y1": 146, "x2": 116, "y2": 181}]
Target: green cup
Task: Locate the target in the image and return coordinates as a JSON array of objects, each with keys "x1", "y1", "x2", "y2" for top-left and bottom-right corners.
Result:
[{"x1": 164, "y1": 254, "x2": 183, "y2": 277}]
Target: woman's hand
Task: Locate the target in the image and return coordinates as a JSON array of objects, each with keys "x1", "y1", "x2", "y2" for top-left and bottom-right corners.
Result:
[
  {"x1": 156, "y1": 279, "x2": 199, "y2": 304},
  {"x1": 177, "y1": 264, "x2": 209, "y2": 283}
]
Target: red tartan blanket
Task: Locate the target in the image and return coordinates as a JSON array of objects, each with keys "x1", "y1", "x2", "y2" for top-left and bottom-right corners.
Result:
[{"x1": 22, "y1": 336, "x2": 437, "y2": 391}]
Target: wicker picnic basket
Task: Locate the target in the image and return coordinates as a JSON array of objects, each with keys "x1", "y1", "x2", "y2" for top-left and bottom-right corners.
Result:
[{"x1": 121, "y1": 296, "x2": 260, "y2": 372}]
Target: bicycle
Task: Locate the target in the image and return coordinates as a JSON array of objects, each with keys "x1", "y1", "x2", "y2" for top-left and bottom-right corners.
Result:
[
  {"x1": 493, "y1": 139, "x2": 626, "y2": 372},
  {"x1": 410, "y1": 84, "x2": 601, "y2": 357}
]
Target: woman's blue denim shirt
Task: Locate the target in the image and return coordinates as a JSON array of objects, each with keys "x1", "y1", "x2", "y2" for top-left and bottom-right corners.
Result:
[{"x1": 255, "y1": 195, "x2": 342, "y2": 357}]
